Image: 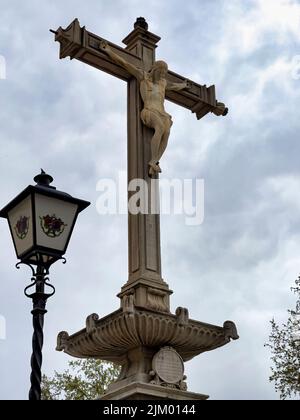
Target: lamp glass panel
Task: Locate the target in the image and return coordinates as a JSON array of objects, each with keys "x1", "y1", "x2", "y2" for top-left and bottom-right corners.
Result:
[
  {"x1": 35, "y1": 193, "x2": 78, "y2": 252},
  {"x1": 7, "y1": 195, "x2": 33, "y2": 257}
]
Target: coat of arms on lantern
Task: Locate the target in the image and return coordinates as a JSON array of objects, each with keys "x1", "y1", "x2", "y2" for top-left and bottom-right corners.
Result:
[
  {"x1": 14, "y1": 216, "x2": 29, "y2": 239},
  {"x1": 40, "y1": 214, "x2": 67, "y2": 238}
]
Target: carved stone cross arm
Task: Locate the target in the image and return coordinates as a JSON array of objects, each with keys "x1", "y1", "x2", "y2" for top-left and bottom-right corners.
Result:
[
  {"x1": 51, "y1": 18, "x2": 228, "y2": 120},
  {"x1": 51, "y1": 18, "x2": 142, "y2": 81},
  {"x1": 166, "y1": 70, "x2": 228, "y2": 119}
]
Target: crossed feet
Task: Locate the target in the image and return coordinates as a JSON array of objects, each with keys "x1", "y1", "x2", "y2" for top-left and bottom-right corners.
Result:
[{"x1": 148, "y1": 161, "x2": 162, "y2": 177}]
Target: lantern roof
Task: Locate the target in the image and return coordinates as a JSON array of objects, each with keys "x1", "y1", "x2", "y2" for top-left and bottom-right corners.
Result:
[{"x1": 0, "y1": 170, "x2": 90, "y2": 218}]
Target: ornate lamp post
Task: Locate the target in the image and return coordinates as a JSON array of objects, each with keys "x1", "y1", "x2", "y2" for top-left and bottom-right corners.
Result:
[{"x1": 0, "y1": 170, "x2": 90, "y2": 400}]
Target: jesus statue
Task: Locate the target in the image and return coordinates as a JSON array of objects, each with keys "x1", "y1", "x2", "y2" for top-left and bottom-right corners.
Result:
[{"x1": 100, "y1": 40, "x2": 191, "y2": 176}]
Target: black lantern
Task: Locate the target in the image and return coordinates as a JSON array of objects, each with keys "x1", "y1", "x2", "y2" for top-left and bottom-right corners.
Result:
[
  {"x1": 0, "y1": 170, "x2": 90, "y2": 268},
  {"x1": 0, "y1": 170, "x2": 90, "y2": 400}
]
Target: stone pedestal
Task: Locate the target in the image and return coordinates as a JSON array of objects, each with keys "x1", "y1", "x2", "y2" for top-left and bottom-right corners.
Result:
[
  {"x1": 56, "y1": 307, "x2": 239, "y2": 400},
  {"x1": 100, "y1": 382, "x2": 208, "y2": 400}
]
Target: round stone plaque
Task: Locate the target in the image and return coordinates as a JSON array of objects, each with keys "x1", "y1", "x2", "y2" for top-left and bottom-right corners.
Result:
[{"x1": 152, "y1": 347, "x2": 184, "y2": 384}]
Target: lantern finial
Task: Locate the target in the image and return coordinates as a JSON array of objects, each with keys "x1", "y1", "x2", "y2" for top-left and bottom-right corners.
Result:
[{"x1": 34, "y1": 170, "x2": 54, "y2": 188}]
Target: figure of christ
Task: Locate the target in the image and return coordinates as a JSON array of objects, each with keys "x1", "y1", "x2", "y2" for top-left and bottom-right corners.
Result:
[{"x1": 100, "y1": 41, "x2": 190, "y2": 176}]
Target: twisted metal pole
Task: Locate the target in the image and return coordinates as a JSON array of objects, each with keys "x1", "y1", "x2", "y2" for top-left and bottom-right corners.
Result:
[
  {"x1": 21, "y1": 263, "x2": 55, "y2": 400},
  {"x1": 28, "y1": 266, "x2": 47, "y2": 400}
]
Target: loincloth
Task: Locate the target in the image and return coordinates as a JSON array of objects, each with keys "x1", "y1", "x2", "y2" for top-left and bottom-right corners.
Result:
[{"x1": 141, "y1": 108, "x2": 173, "y2": 127}]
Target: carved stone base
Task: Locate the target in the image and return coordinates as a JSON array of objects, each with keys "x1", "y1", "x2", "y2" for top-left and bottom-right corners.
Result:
[
  {"x1": 109, "y1": 347, "x2": 155, "y2": 391},
  {"x1": 56, "y1": 306, "x2": 238, "y2": 400},
  {"x1": 118, "y1": 278, "x2": 173, "y2": 313},
  {"x1": 100, "y1": 382, "x2": 209, "y2": 400}
]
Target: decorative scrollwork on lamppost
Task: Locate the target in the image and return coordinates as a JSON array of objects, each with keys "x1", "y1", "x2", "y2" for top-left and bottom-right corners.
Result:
[{"x1": 0, "y1": 170, "x2": 90, "y2": 400}]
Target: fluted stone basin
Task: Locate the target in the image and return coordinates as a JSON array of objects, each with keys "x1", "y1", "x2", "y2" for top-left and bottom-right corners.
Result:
[{"x1": 57, "y1": 306, "x2": 238, "y2": 363}]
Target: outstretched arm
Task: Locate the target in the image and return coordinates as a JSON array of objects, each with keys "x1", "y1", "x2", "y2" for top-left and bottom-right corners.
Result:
[
  {"x1": 166, "y1": 79, "x2": 192, "y2": 92},
  {"x1": 100, "y1": 41, "x2": 143, "y2": 82}
]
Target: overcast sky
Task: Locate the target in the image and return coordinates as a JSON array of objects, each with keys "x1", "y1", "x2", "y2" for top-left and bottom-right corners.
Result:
[{"x1": 0, "y1": 0, "x2": 300, "y2": 400}]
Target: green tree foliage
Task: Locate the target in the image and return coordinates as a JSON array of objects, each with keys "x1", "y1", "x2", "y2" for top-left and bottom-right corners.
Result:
[
  {"x1": 41, "y1": 359, "x2": 120, "y2": 400},
  {"x1": 266, "y1": 276, "x2": 300, "y2": 400}
]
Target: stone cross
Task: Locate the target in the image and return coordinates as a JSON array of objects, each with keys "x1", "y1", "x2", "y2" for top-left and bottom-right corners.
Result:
[{"x1": 52, "y1": 17, "x2": 227, "y2": 313}]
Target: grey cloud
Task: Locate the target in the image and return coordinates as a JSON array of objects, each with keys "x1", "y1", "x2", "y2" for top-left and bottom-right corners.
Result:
[{"x1": 0, "y1": 0, "x2": 299, "y2": 400}]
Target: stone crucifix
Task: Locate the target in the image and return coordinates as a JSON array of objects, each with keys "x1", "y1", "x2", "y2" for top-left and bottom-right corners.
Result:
[{"x1": 52, "y1": 17, "x2": 228, "y2": 313}]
